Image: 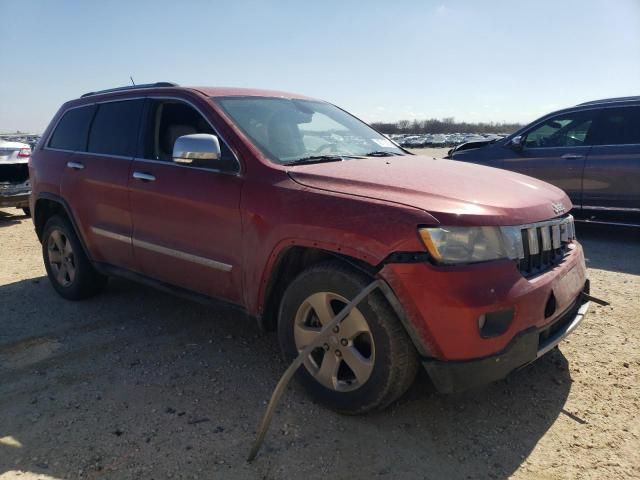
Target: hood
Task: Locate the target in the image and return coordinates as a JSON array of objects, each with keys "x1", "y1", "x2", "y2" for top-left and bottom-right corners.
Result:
[
  {"x1": 448, "y1": 138, "x2": 499, "y2": 156},
  {"x1": 287, "y1": 156, "x2": 571, "y2": 226}
]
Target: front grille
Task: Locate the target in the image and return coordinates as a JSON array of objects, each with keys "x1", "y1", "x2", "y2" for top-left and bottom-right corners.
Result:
[{"x1": 502, "y1": 215, "x2": 576, "y2": 277}]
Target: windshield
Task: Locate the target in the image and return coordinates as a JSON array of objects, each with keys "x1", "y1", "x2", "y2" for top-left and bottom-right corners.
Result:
[{"x1": 215, "y1": 97, "x2": 404, "y2": 164}]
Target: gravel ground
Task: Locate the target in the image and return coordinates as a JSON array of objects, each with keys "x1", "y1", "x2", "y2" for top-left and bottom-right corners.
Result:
[{"x1": 1, "y1": 200, "x2": 639, "y2": 480}]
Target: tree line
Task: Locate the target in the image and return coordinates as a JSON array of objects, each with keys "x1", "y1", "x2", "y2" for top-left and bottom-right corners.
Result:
[{"x1": 370, "y1": 117, "x2": 523, "y2": 134}]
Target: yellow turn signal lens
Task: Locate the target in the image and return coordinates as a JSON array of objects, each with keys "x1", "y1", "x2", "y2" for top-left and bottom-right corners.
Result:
[{"x1": 419, "y1": 229, "x2": 442, "y2": 261}]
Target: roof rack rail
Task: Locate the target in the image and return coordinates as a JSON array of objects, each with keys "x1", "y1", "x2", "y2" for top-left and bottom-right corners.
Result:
[
  {"x1": 577, "y1": 95, "x2": 640, "y2": 106},
  {"x1": 80, "y1": 82, "x2": 179, "y2": 98}
]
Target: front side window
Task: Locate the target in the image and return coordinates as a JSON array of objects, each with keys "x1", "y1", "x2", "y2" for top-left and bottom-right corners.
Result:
[
  {"x1": 48, "y1": 105, "x2": 96, "y2": 151},
  {"x1": 141, "y1": 100, "x2": 238, "y2": 172},
  {"x1": 588, "y1": 106, "x2": 640, "y2": 146},
  {"x1": 524, "y1": 111, "x2": 595, "y2": 149},
  {"x1": 215, "y1": 97, "x2": 404, "y2": 164},
  {"x1": 88, "y1": 100, "x2": 144, "y2": 157}
]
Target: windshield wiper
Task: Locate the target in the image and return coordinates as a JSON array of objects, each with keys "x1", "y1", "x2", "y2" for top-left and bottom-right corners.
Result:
[
  {"x1": 363, "y1": 151, "x2": 403, "y2": 157},
  {"x1": 285, "y1": 155, "x2": 345, "y2": 166}
]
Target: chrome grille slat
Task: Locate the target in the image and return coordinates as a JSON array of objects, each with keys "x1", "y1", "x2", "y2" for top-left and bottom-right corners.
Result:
[
  {"x1": 503, "y1": 215, "x2": 576, "y2": 277},
  {"x1": 552, "y1": 225, "x2": 561, "y2": 249},
  {"x1": 527, "y1": 228, "x2": 539, "y2": 255},
  {"x1": 541, "y1": 225, "x2": 551, "y2": 251}
]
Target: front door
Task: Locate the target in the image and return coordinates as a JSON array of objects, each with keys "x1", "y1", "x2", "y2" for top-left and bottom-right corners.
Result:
[
  {"x1": 502, "y1": 110, "x2": 597, "y2": 208},
  {"x1": 128, "y1": 97, "x2": 244, "y2": 304}
]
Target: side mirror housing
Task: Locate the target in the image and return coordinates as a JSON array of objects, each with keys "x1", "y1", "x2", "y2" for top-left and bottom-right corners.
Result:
[
  {"x1": 510, "y1": 135, "x2": 524, "y2": 151},
  {"x1": 173, "y1": 134, "x2": 221, "y2": 164}
]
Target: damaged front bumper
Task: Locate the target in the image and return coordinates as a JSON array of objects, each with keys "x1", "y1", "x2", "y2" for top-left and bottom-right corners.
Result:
[{"x1": 422, "y1": 296, "x2": 590, "y2": 393}]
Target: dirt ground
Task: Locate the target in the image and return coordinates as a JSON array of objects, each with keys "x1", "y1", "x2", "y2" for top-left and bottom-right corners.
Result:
[{"x1": 1, "y1": 196, "x2": 639, "y2": 479}]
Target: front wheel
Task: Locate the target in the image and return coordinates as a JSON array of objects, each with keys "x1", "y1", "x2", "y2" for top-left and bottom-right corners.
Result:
[{"x1": 278, "y1": 261, "x2": 418, "y2": 414}]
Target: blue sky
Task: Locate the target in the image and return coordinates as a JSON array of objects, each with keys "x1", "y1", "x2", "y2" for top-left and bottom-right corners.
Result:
[{"x1": 1, "y1": 0, "x2": 639, "y2": 132}]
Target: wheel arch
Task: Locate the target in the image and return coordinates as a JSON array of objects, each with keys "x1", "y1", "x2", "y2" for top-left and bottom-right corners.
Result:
[
  {"x1": 257, "y1": 245, "x2": 376, "y2": 331},
  {"x1": 34, "y1": 193, "x2": 92, "y2": 260}
]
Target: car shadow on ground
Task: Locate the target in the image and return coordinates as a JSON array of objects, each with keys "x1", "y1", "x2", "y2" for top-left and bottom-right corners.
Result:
[
  {"x1": 0, "y1": 276, "x2": 573, "y2": 479},
  {"x1": 0, "y1": 209, "x2": 27, "y2": 228},
  {"x1": 577, "y1": 223, "x2": 640, "y2": 276}
]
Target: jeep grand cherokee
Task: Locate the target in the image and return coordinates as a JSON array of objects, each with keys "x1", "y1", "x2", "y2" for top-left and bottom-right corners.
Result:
[{"x1": 30, "y1": 82, "x2": 590, "y2": 413}]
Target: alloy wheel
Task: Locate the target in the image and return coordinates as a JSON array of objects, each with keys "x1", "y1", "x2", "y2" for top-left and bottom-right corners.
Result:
[
  {"x1": 293, "y1": 291, "x2": 375, "y2": 392},
  {"x1": 47, "y1": 229, "x2": 76, "y2": 287}
]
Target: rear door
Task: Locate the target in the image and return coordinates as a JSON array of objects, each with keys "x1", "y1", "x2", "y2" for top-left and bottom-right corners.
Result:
[
  {"x1": 502, "y1": 110, "x2": 596, "y2": 207},
  {"x1": 128, "y1": 97, "x2": 244, "y2": 303},
  {"x1": 61, "y1": 98, "x2": 144, "y2": 271},
  {"x1": 581, "y1": 106, "x2": 640, "y2": 221}
]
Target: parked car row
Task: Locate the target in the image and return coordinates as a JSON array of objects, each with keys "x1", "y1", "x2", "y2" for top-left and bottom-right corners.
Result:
[
  {"x1": 0, "y1": 133, "x2": 40, "y2": 151},
  {"x1": 389, "y1": 132, "x2": 506, "y2": 148}
]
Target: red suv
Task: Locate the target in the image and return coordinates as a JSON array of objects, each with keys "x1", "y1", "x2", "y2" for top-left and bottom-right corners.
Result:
[{"x1": 30, "y1": 83, "x2": 590, "y2": 413}]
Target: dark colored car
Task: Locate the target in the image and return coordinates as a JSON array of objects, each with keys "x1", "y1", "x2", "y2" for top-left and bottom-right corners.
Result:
[
  {"x1": 449, "y1": 96, "x2": 640, "y2": 227},
  {"x1": 30, "y1": 82, "x2": 590, "y2": 414}
]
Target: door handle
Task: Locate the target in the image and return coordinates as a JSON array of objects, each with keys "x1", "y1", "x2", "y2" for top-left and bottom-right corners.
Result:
[
  {"x1": 66, "y1": 161, "x2": 84, "y2": 170},
  {"x1": 132, "y1": 172, "x2": 156, "y2": 182},
  {"x1": 561, "y1": 153, "x2": 584, "y2": 160}
]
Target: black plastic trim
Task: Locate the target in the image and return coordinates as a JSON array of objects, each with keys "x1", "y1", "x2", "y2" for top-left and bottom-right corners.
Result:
[
  {"x1": 95, "y1": 262, "x2": 249, "y2": 316},
  {"x1": 34, "y1": 193, "x2": 92, "y2": 260}
]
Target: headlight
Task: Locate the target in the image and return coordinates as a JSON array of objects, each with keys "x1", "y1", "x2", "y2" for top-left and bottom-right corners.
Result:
[{"x1": 419, "y1": 226, "x2": 516, "y2": 265}]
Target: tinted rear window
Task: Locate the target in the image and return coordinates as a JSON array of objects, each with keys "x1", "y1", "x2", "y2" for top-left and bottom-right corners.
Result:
[
  {"x1": 88, "y1": 100, "x2": 144, "y2": 156},
  {"x1": 48, "y1": 105, "x2": 96, "y2": 151},
  {"x1": 589, "y1": 106, "x2": 640, "y2": 145}
]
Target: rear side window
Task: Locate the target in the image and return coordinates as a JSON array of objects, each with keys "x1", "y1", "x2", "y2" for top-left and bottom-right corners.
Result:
[
  {"x1": 88, "y1": 100, "x2": 144, "y2": 157},
  {"x1": 48, "y1": 105, "x2": 96, "y2": 151},
  {"x1": 588, "y1": 107, "x2": 640, "y2": 146}
]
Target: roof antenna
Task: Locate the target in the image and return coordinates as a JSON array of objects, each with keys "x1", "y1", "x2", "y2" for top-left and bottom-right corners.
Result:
[{"x1": 130, "y1": 76, "x2": 136, "y2": 86}]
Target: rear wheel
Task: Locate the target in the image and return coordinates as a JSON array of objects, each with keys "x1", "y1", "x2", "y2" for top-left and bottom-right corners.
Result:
[
  {"x1": 278, "y1": 261, "x2": 418, "y2": 414},
  {"x1": 42, "y1": 215, "x2": 107, "y2": 300}
]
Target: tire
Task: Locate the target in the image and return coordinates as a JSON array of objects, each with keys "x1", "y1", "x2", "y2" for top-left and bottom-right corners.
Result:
[
  {"x1": 21, "y1": 207, "x2": 31, "y2": 217},
  {"x1": 42, "y1": 215, "x2": 107, "y2": 300},
  {"x1": 278, "y1": 261, "x2": 418, "y2": 414}
]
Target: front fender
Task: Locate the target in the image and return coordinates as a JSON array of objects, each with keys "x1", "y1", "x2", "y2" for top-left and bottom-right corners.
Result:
[{"x1": 241, "y1": 176, "x2": 433, "y2": 316}]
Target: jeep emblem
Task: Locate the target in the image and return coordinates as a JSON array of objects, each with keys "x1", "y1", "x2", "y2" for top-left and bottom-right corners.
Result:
[{"x1": 552, "y1": 202, "x2": 566, "y2": 215}]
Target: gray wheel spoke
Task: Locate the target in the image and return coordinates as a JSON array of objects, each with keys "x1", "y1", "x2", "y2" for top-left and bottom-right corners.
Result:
[
  {"x1": 51, "y1": 230, "x2": 64, "y2": 253},
  {"x1": 48, "y1": 250, "x2": 62, "y2": 264},
  {"x1": 66, "y1": 262, "x2": 76, "y2": 283},
  {"x1": 306, "y1": 292, "x2": 335, "y2": 325},
  {"x1": 341, "y1": 346, "x2": 374, "y2": 384},
  {"x1": 63, "y1": 238, "x2": 73, "y2": 256},
  {"x1": 56, "y1": 263, "x2": 68, "y2": 284},
  {"x1": 316, "y1": 352, "x2": 340, "y2": 388},
  {"x1": 294, "y1": 324, "x2": 321, "y2": 350},
  {"x1": 339, "y1": 310, "x2": 370, "y2": 340}
]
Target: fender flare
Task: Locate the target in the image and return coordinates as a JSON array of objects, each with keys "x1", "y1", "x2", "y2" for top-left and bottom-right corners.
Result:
[
  {"x1": 255, "y1": 239, "x2": 433, "y2": 358},
  {"x1": 34, "y1": 192, "x2": 93, "y2": 261},
  {"x1": 255, "y1": 238, "x2": 383, "y2": 314}
]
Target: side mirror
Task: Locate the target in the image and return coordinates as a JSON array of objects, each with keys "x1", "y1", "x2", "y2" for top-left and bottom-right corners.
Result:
[
  {"x1": 172, "y1": 134, "x2": 221, "y2": 165},
  {"x1": 510, "y1": 135, "x2": 524, "y2": 151}
]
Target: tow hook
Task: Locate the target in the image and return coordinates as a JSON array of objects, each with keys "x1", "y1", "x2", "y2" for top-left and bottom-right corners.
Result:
[{"x1": 580, "y1": 292, "x2": 610, "y2": 306}]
